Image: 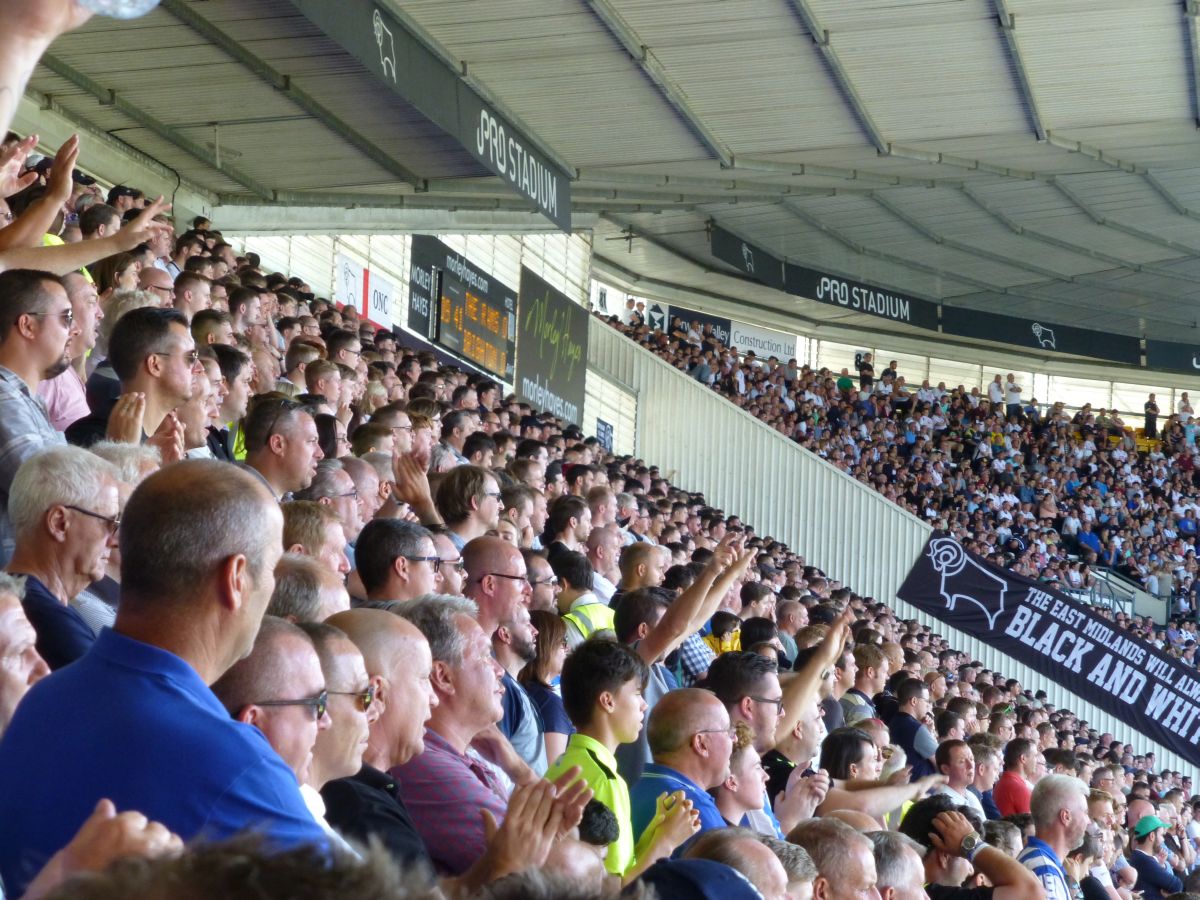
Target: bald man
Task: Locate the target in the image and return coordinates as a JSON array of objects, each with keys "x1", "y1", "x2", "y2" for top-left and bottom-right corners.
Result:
[
  {"x1": 319, "y1": 609, "x2": 438, "y2": 871},
  {"x1": 628, "y1": 688, "x2": 733, "y2": 843},
  {"x1": 138, "y1": 267, "x2": 175, "y2": 307},
  {"x1": 463, "y1": 535, "x2": 532, "y2": 637}
]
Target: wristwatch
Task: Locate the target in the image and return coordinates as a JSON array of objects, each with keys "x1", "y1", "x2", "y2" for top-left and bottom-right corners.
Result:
[{"x1": 959, "y1": 832, "x2": 986, "y2": 861}]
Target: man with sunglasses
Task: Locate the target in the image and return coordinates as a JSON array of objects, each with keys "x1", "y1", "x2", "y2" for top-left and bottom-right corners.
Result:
[
  {"x1": 0, "y1": 271, "x2": 75, "y2": 563},
  {"x1": 355, "y1": 519, "x2": 440, "y2": 605}
]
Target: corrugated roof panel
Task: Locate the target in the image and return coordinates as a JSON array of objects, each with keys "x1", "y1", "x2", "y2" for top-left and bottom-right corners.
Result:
[{"x1": 1013, "y1": 0, "x2": 1190, "y2": 128}]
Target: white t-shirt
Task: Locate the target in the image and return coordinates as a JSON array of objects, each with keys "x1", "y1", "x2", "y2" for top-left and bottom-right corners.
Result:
[{"x1": 988, "y1": 381, "x2": 1004, "y2": 403}]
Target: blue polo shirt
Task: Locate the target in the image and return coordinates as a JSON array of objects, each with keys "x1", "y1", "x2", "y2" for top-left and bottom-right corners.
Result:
[
  {"x1": 17, "y1": 573, "x2": 95, "y2": 671},
  {"x1": 0, "y1": 628, "x2": 326, "y2": 895},
  {"x1": 629, "y1": 762, "x2": 724, "y2": 843}
]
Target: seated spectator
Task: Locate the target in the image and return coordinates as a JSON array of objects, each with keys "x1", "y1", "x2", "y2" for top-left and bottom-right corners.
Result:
[
  {"x1": 553, "y1": 549, "x2": 611, "y2": 648},
  {"x1": 267, "y1": 554, "x2": 350, "y2": 623},
  {"x1": 703, "y1": 651, "x2": 783, "y2": 755},
  {"x1": 293, "y1": 460, "x2": 364, "y2": 550},
  {"x1": 463, "y1": 534, "x2": 531, "y2": 637},
  {"x1": 993, "y1": 738, "x2": 1040, "y2": 817},
  {"x1": 354, "y1": 518, "x2": 439, "y2": 604},
  {"x1": 682, "y1": 825, "x2": 790, "y2": 900},
  {"x1": 889, "y1": 678, "x2": 937, "y2": 780},
  {"x1": 1128, "y1": 815, "x2": 1183, "y2": 898},
  {"x1": 242, "y1": 397, "x2": 323, "y2": 501},
  {"x1": 868, "y1": 829, "x2": 930, "y2": 900},
  {"x1": 897, "y1": 796, "x2": 1041, "y2": 899},
  {"x1": 0, "y1": 271, "x2": 73, "y2": 562},
  {"x1": 519, "y1": 609, "x2": 573, "y2": 764},
  {"x1": 788, "y1": 817, "x2": 881, "y2": 898},
  {"x1": 934, "y1": 739, "x2": 986, "y2": 823},
  {"x1": 211, "y1": 617, "x2": 337, "y2": 835},
  {"x1": 1017, "y1": 774, "x2": 1090, "y2": 899},
  {"x1": 0, "y1": 575, "x2": 48, "y2": 737},
  {"x1": 7, "y1": 445, "x2": 120, "y2": 669},
  {"x1": 493, "y1": 585, "x2": 547, "y2": 774},
  {"x1": 389, "y1": 594, "x2": 510, "y2": 875},
  {"x1": 629, "y1": 687, "x2": 732, "y2": 841},
  {"x1": 0, "y1": 461, "x2": 325, "y2": 897},
  {"x1": 281, "y1": 500, "x2": 350, "y2": 577},
  {"x1": 548, "y1": 638, "x2": 698, "y2": 878}
]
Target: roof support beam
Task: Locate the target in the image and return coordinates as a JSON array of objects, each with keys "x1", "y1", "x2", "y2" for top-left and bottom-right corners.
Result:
[
  {"x1": 216, "y1": 191, "x2": 687, "y2": 215},
  {"x1": 729, "y1": 156, "x2": 937, "y2": 188},
  {"x1": 582, "y1": 0, "x2": 732, "y2": 166},
  {"x1": 782, "y1": 0, "x2": 890, "y2": 155},
  {"x1": 957, "y1": 184, "x2": 1198, "y2": 282},
  {"x1": 159, "y1": 0, "x2": 426, "y2": 190},
  {"x1": 1185, "y1": 1, "x2": 1200, "y2": 127},
  {"x1": 39, "y1": 53, "x2": 275, "y2": 200},
  {"x1": 991, "y1": 0, "x2": 1048, "y2": 141}
]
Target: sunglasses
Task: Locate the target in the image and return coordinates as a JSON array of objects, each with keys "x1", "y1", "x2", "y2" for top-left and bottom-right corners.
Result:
[
  {"x1": 328, "y1": 684, "x2": 376, "y2": 713},
  {"x1": 253, "y1": 690, "x2": 328, "y2": 720}
]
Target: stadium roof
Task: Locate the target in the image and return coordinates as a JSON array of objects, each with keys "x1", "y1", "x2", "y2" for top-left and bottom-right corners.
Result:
[{"x1": 23, "y1": 0, "x2": 1200, "y2": 344}]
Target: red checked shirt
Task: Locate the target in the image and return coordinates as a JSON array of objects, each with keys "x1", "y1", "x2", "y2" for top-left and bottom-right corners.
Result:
[{"x1": 388, "y1": 728, "x2": 509, "y2": 875}]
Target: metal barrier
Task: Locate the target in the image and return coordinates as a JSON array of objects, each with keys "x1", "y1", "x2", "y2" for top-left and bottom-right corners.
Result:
[{"x1": 588, "y1": 322, "x2": 1194, "y2": 774}]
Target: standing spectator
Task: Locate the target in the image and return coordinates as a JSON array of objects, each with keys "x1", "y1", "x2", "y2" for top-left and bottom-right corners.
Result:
[
  {"x1": 993, "y1": 738, "x2": 1041, "y2": 817},
  {"x1": 1145, "y1": 393, "x2": 1160, "y2": 439}
]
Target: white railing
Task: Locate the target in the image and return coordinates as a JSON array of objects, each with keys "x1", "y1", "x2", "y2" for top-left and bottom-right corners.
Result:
[{"x1": 588, "y1": 322, "x2": 1194, "y2": 775}]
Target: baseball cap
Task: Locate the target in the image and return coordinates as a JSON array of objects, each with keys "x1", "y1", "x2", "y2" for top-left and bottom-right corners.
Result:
[
  {"x1": 107, "y1": 184, "x2": 141, "y2": 204},
  {"x1": 1133, "y1": 815, "x2": 1169, "y2": 839}
]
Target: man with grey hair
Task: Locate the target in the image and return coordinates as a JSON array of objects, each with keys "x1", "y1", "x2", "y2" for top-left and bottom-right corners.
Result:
[
  {"x1": 1018, "y1": 773, "x2": 1090, "y2": 900},
  {"x1": 6, "y1": 445, "x2": 120, "y2": 669},
  {"x1": 389, "y1": 593, "x2": 511, "y2": 875},
  {"x1": 868, "y1": 830, "x2": 930, "y2": 900},
  {"x1": 684, "y1": 825, "x2": 790, "y2": 899},
  {"x1": 71, "y1": 441, "x2": 160, "y2": 635},
  {"x1": 788, "y1": 816, "x2": 881, "y2": 899},
  {"x1": 0, "y1": 460, "x2": 325, "y2": 897}
]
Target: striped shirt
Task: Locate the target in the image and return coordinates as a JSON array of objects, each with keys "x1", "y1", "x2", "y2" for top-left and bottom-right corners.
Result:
[
  {"x1": 0, "y1": 366, "x2": 64, "y2": 563},
  {"x1": 1018, "y1": 836, "x2": 1073, "y2": 900}
]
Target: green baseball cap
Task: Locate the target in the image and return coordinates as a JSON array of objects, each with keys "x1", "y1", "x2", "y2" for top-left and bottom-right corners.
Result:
[{"x1": 1133, "y1": 815, "x2": 1169, "y2": 839}]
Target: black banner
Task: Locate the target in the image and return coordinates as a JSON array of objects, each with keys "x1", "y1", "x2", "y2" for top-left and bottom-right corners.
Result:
[
  {"x1": 516, "y1": 268, "x2": 588, "y2": 426},
  {"x1": 941, "y1": 306, "x2": 1140, "y2": 365},
  {"x1": 899, "y1": 534, "x2": 1200, "y2": 768},
  {"x1": 710, "y1": 225, "x2": 785, "y2": 290},
  {"x1": 667, "y1": 306, "x2": 732, "y2": 347},
  {"x1": 407, "y1": 234, "x2": 441, "y2": 339},
  {"x1": 288, "y1": 0, "x2": 571, "y2": 230},
  {"x1": 784, "y1": 261, "x2": 940, "y2": 331},
  {"x1": 1145, "y1": 340, "x2": 1200, "y2": 374}
]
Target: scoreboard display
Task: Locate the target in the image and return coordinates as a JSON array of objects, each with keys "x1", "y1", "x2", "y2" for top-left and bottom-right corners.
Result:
[{"x1": 408, "y1": 236, "x2": 517, "y2": 382}]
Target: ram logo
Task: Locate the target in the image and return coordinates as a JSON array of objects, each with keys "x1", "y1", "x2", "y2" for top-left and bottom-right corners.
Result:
[
  {"x1": 927, "y1": 537, "x2": 1009, "y2": 631},
  {"x1": 1031, "y1": 323, "x2": 1056, "y2": 350},
  {"x1": 741, "y1": 243, "x2": 755, "y2": 274},
  {"x1": 373, "y1": 10, "x2": 397, "y2": 82}
]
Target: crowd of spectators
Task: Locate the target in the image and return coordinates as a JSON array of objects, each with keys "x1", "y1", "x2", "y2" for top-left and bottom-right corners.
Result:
[
  {"x1": 605, "y1": 309, "x2": 1200, "y2": 643},
  {"x1": 0, "y1": 7, "x2": 1199, "y2": 900}
]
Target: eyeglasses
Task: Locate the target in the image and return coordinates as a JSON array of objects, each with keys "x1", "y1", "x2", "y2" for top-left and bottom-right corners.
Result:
[
  {"x1": 482, "y1": 491, "x2": 502, "y2": 500},
  {"x1": 152, "y1": 350, "x2": 200, "y2": 366},
  {"x1": 253, "y1": 690, "x2": 328, "y2": 720},
  {"x1": 748, "y1": 695, "x2": 785, "y2": 713},
  {"x1": 696, "y1": 726, "x2": 738, "y2": 739},
  {"x1": 65, "y1": 505, "x2": 121, "y2": 536},
  {"x1": 328, "y1": 684, "x2": 375, "y2": 713},
  {"x1": 442, "y1": 558, "x2": 466, "y2": 573},
  {"x1": 392, "y1": 424, "x2": 414, "y2": 432},
  {"x1": 336, "y1": 489, "x2": 359, "y2": 500},
  {"x1": 529, "y1": 575, "x2": 560, "y2": 587},
  {"x1": 148, "y1": 285, "x2": 174, "y2": 296},
  {"x1": 482, "y1": 572, "x2": 530, "y2": 585},
  {"x1": 404, "y1": 555, "x2": 443, "y2": 572},
  {"x1": 29, "y1": 309, "x2": 74, "y2": 327}
]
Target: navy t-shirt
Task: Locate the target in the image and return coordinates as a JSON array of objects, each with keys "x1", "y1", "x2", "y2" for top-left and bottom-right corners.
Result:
[{"x1": 18, "y1": 573, "x2": 95, "y2": 670}]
